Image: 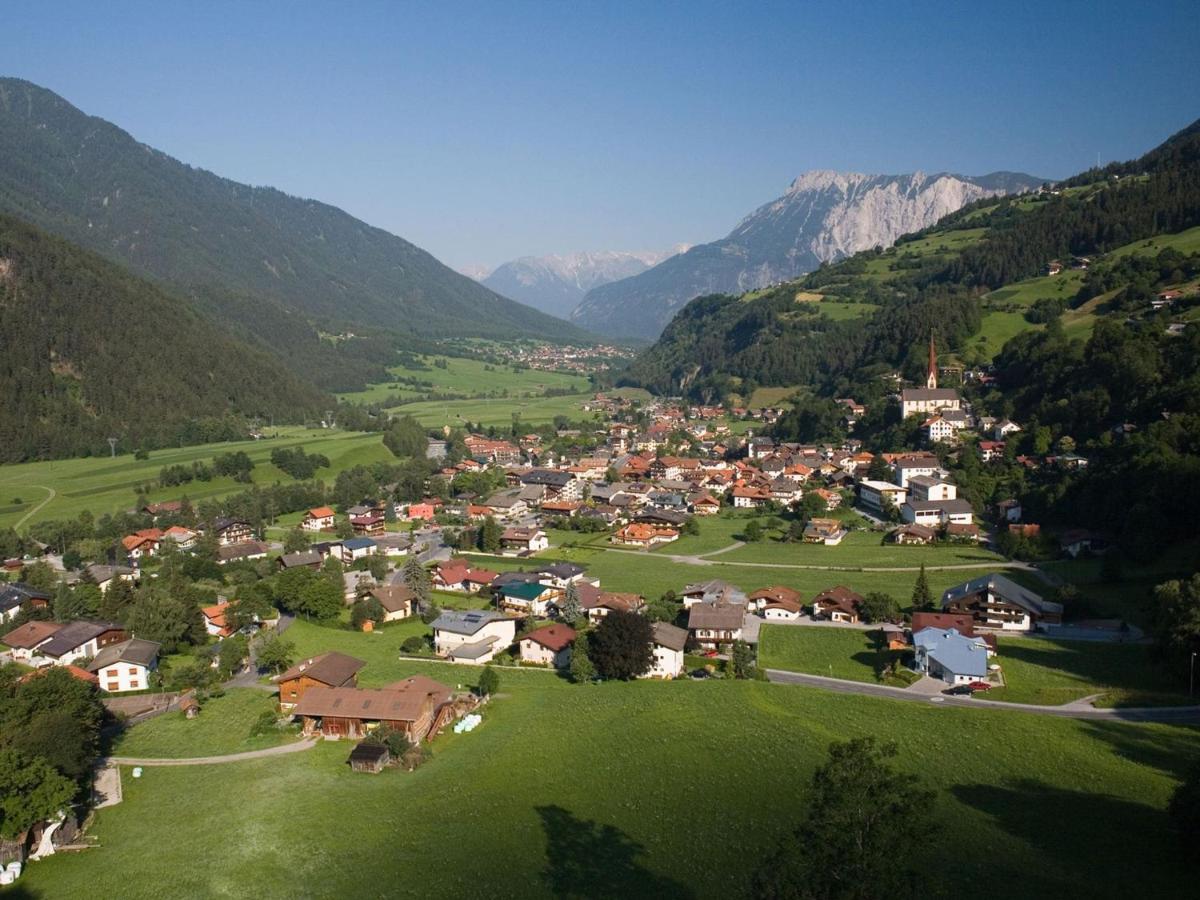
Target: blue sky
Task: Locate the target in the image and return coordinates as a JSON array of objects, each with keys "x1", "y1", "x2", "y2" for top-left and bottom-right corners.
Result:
[{"x1": 4, "y1": 1, "x2": 1198, "y2": 270}]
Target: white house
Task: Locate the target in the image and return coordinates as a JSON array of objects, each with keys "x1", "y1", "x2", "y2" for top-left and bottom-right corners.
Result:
[
  {"x1": 912, "y1": 628, "x2": 988, "y2": 685},
  {"x1": 891, "y1": 458, "x2": 945, "y2": 488},
  {"x1": 858, "y1": 480, "x2": 908, "y2": 514},
  {"x1": 899, "y1": 388, "x2": 962, "y2": 419},
  {"x1": 643, "y1": 622, "x2": 688, "y2": 678},
  {"x1": 907, "y1": 476, "x2": 957, "y2": 503},
  {"x1": 302, "y1": 506, "x2": 337, "y2": 532},
  {"x1": 901, "y1": 499, "x2": 974, "y2": 527},
  {"x1": 500, "y1": 527, "x2": 549, "y2": 555},
  {"x1": 431, "y1": 610, "x2": 518, "y2": 665},
  {"x1": 340, "y1": 537, "x2": 378, "y2": 564},
  {"x1": 37, "y1": 620, "x2": 127, "y2": 666},
  {"x1": 88, "y1": 638, "x2": 160, "y2": 693},
  {"x1": 518, "y1": 624, "x2": 575, "y2": 669}
]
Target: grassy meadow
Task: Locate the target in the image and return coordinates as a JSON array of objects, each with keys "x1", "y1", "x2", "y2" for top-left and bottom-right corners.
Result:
[
  {"x1": 109, "y1": 688, "x2": 297, "y2": 758},
  {"x1": 18, "y1": 620, "x2": 1200, "y2": 898},
  {"x1": 336, "y1": 354, "x2": 590, "y2": 404}
]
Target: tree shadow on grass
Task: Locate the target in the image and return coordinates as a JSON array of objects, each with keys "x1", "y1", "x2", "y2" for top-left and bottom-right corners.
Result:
[
  {"x1": 997, "y1": 638, "x2": 1182, "y2": 701},
  {"x1": 537, "y1": 805, "x2": 693, "y2": 899},
  {"x1": 1081, "y1": 720, "x2": 1200, "y2": 779},
  {"x1": 951, "y1": 779, "x2": 1188, "y2": 893}
]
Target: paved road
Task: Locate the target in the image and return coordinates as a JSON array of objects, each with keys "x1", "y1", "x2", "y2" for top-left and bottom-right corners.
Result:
[
  {"x1": 105, "y1": 737, "x2": 318, "y2": 767},
  {"x1": 764, "y1": 669, "x2": 1200, "y2": 723}
]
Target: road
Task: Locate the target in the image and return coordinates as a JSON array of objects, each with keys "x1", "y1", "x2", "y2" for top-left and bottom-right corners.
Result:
[
  {"x1": 9, "y1": 484, "x2": 56, "y2": 531},
  {"x1": 105, "y1": 738, "x2": 318, "y2": 767},
  {"x1": 764, "y1": 669, "x2": 1200, "y2": 723}
]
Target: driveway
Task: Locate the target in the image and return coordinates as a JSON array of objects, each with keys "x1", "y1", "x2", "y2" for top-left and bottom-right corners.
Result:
[{"x1": 764, "y1": 669, "x2": 1200, "y2": 723}]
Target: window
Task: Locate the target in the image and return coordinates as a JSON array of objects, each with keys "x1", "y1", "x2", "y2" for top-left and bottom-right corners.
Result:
[{"x1": 107, "y1": 682, "x2": 119, "y2": 692}]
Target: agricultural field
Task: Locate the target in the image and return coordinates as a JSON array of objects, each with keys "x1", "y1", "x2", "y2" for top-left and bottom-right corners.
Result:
[
  {"x1": 337, "y1": 354, "x2": 590, "y2": 405},
  {"x1": 817, "y1": 300, "x2": 879, "y2": 321},
  {"x1": 385, "y1": 392, "x2": 600, "y2": 429},
  {"x1": 20, "y1": 625, "x2": 1199, "y2": 898},
  {"x1": 0, "y1": 427, "x2": 390, "y2": 531},
  {"x1": 720, "y1": 528, "x2": 1006, "y2": 570},
  {"x1": 1109, "y1": 225, "x2": 1200, "y2": 259},
  {"x1": 758, "y1": 625, "x2": 885, "y2": 682}
]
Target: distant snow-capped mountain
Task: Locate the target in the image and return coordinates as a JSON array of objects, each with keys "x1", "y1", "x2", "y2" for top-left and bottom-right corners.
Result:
[
  {"x1": 480, "y1": 246, "x2": 689, "y2": 319},
  {"x1": 570, "y1": 170, "x2": 1043, "y2": 339}
]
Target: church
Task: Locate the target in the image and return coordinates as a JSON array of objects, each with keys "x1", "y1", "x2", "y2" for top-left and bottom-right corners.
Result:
[{"x1": 899, "y1": 335, "x2": 962, "y2": 419}]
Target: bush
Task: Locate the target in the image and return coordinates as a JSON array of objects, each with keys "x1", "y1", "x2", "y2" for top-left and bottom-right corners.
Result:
[
  {"x1": 249, "y1": 710, "x2": 280, "y2": 738},
  {"x1": 401, "y1": 635, "x2": 425, "y2": 654}
]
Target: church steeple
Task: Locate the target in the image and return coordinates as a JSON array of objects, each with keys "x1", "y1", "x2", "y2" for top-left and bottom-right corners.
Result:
[{"x1": 926, "y1": 332, "x2": 938, "y2": 390}]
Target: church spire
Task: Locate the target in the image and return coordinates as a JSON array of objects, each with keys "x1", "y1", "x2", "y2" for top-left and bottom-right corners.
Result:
[{"x1": 926, "y1": 332, "x2": 938, "y2": 390}]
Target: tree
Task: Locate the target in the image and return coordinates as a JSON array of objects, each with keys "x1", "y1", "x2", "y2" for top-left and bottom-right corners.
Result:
[
  {"x1": 401, "y1": 556, "x2": 431, "y2": 613},
  {"x1": 480, "y1": 516, "x2": 502, "y2": 554},
  {"x1": 0, "y1": 749, "x2": 75, "y2": 839},
  {"x1": 216, "y1": 634, "x2": 249, "y2": 679},
  {"x1": 752, "y1": 738, "x2": 933, "y2": 899},
  {"x1": 283, "y1": 527, "x2": 311, "y2": 554},
  {"x1": 297, "y1": 578, "x2": 343, "y2": 623},
  {"x1": 477, "y1": 666, "x2": 499, "y2": 697},
  {"x1": 729, "y1": 639, "x2": 756, "y2": 679},
  {"x1": 334, "y1": 518, "x2": 355, "y2": 540},
  {"x1": 351, "y1": 596, "x2": 385, "y2": 629},
  {"x1": 911, "y1": 563, "x2": 934, "y2": 612},
  {"x1": 858, "y1": 591, "x2": 900, "y2": 624},
  {"x1": 589, "y1": 611, "x2": 653, "y2": 680},
  {"x1": 124, "y1": 589, "x2": 202, "y2": 653},
  {"x1": 257, "y1": 634, "x2": 296, "y2": 674},
  {"x1": 867, "y1": 453, "x2": 891, "y2": 481},
  {"x1": 559, "y1": 583, "x2": 582, "y2": 625},
  {"x1": 20, "y1": 560, "x2": 58, "y2": 592},
  {"x1": 743, "y1": 520, "x2": 764, "y2": 542},
  {"x1": 1149, "y1": 574, "x2": 1200, "y2": 673},
  {"x1": 568, "y1": 635, "x2": 596, "y2": 684}
]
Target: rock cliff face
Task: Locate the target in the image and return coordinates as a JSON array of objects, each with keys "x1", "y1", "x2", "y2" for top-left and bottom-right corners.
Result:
[
  {"x1": 572, "y1": 170, "x2": 1042, "y2": 339},
  {"x1": 481, "y1": 247, "x2": 687, "y2": 319}
]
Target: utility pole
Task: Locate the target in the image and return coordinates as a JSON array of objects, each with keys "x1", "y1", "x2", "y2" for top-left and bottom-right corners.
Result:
[{"x1": 107, "y1": 437, "x2": 118, "y2": 458}]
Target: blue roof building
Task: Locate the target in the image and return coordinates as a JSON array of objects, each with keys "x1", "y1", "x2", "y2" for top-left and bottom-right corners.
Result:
[{"x1": 912, "y1": 627, "x2": 989, "y2": 685}]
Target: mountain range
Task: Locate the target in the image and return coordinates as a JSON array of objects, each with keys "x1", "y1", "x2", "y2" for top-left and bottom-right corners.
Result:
[
  {"x1": 477, "y1": 247, "x2": 688, "y2": 319},
  {"x1": 0, "y1": 78, "x2": 586, "y2": 382},
  {"x1": 572, "y1": 170, "x2": 1044, "y2": 339}
]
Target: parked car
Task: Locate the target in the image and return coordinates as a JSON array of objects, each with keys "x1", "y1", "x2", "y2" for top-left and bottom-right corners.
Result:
[
  {"x1": 968, "y1": 681, "x2": 992, "y2": 692},
  {"x1": 690, "y1": 669, "x2": 711, "y2": 680},
  {"x1": 942, "y1": 684, "x2": 974, "y2": 696}
]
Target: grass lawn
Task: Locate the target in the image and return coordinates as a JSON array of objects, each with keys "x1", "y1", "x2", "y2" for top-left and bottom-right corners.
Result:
[
  {"x1": 0, "y1": 427, "x2": 389, "y2": 531},
  {"x1": 758, "y1": 625, "x2": 886, "y2": 682},
  {"x1": 109, "y1": 688, "x2": 296, "y2": 758},
  {"x1": 721, "y1": 529, "x2": 1006, "y2": 570},
  {"x1": 19, "y1": 631, "x2": 1199, "y2": 898},
  {"x1": 987, "y1": 637, "x2": 1191, "y2": 708},
  {"x1": 974, "y1": 310, "x2": 1037, "y2": 359},
  {"x1": 385, "y1": 392, "x2": 601, "y2": 429},
  {"x1": 818, "y1": 301, "x2": 879, "y2": 321}
]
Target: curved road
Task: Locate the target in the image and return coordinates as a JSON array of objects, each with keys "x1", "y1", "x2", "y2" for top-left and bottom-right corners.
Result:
[
  {"x1": 104, "y1": 737, "x2": 318, "y2": 767},
  {"x1": 765, "y1": 669, "x2": 1200, "y2": 723},
  {"x1": 7, "y1": 484, "x2": 56, "y2": 531}
]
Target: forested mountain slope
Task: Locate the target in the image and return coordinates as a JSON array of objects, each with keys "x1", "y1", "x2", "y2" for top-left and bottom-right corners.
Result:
[
  {"x1": 0, "y1": 78, "x2": 588, "y2": 355},
  {"x1": 0, "y1": 214, "x2": 326, "y2": 461}
]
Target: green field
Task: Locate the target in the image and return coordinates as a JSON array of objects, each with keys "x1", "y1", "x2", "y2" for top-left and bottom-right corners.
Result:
[
  {"x1": 20, "y1": 621, "x2": 1200, "y2": 897},
  {"x1": 817, "y1": 301, "x2": 879, "y2": 321},
  {"x1": 758, "y1": 625, "x2": 884, "y2": 682},
  {"x1": 337, "y1": 354, "x2": 590, "y2": 404},
  {"x1": 0, "y1": 427, "x2": 390, "y2": 531},
  {"x1": 385, "y1": 392, "x2": 601, "y2": 429},
  {"x1": 720, "y1": 529, "x2": 1006, "y2": 570},
  {"x1": 974, "y1": 309, "x2": 1039, "y2": 358},
  {"x1": 109, "y1": 688, "x2": 297, "y2": 758},
  {"x1": 1110, "y1": 225, "x2": 1200, "y2": 259}
]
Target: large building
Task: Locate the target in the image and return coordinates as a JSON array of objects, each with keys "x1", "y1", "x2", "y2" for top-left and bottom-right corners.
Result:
[
  {"x1": 941, "y1": 573, "x2": 1063, "y2": 632},
  {"x1": 900, "y1": 334, "x2": 962, "y2": 418}
]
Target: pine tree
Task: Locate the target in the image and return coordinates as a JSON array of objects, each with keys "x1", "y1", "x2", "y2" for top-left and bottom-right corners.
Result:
[
  {"x1": 569, "y1": 635, "x2": 596, "y2": 684},
  {"x1": 559, "y1": 583, "x2": 582, "y2": 625},
  {"x1": 401, "y1": 555, "x2": 431, "y2": 612},
  {"x1": 911, "y1": 563, "x2": 934, "y2": 611}
]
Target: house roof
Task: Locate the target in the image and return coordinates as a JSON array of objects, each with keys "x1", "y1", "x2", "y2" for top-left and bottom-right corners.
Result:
[
  {"x1": 812, "y1": 585, "x2": 865, "y2": 614},
  {"x1": 293, "y1": 685, "x2": 433, "y2": 722},
  {"x1": 651, "y1": 621, "x2": 688, "y2": 652},
  {"x1": 1, "y1": 619, "x2": 63, "y2": 650},
  {"x1": 0, "y1": 583, "x2": 53, "y2": 613},
  {"x1": 584, "y1": 591, "x2": 644, "y2": 613},
  {"x1": 371, "y1": 585, "x2": 416, "y2": 613},
  {"x1": 522, "y1": 623, "x2": 576, "y2": 652},
  {"x1": 88, "y1": 637, "x2": 161, "y2": 671},
  {"x1": 446, "y1": 637, "x2": 502, "y2": 660},
  {"x1": 497, "y1": 582, "x2": 551, "y2": 602},
  {"x1": 911, "y1": 612, "x2": 975, "y2": 636},
  {"x1": 84, "y1": 564, "x2": 135, "y2": 583},
  {"x1": 748, "y1": 586, "x2": 804, "y2": 605},
  {"x1": 307, "y1": 507, "x2": 336, "y2": 518},
  {"x1": 535, "y1": 562, "x2": 585, "y2": 580},
  {"x1": 348, "y1": 742, "x2": 389, "y2": 763},
  {"x1": 906, "y1": 499, "x2": 974, "y2": 515},
  {"x1": 279, "y1": 550, "x2": 323, "y2": 568},
  {"x1": 431, "y1": 609, "x2": 513, "y2": 636},
  {"x1": 276, "y1": 651, "x2": 367, "y2": 686},
  {"x1": 687, "y1": 602, "x2": 746, "y2": 631},
  {"x1": 385, "y1": 674, "x2": 452, "y2": 707},
  {"x1": 941, "y1": 572, "x2": 1062, "y2": 617},
  {"x1": 342, "y1": 537, "x2": 378, "y2": 551},
  {"x1": 218, "y1": 541, "x2": 269, "y2": 561}
]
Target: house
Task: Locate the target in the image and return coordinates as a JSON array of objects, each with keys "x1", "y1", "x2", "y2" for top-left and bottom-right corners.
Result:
[
  {"x1": 880, "y1": 623, "x2": 909, "y2": 651},
  {"x1": 520, "y1": 469, "x2": 581, "y2": 500},
  {"x1": 142, "y1": 500, "x2": 183, "y2": 519},
  {"x1": 909, "y1": 611, "x2": 995, "y2": 656},
  {"x1": 340, "y1": 537, "x2": 378, "y2": 564},
  {"x1": 348, "y1": 742, "x2": 390, "y2": 774},
  {"x1": 500, "y1": 527, "x2": 549, "y2": 555},
  {"x1": 518, "y1": 623, "x2": 576, "y2": 668},
  {"x1": 644, "y1": 622, "x2": 688, "y2": 678},
  {"x1": 746, "y1": 585, "x2": 803, "y2": 615},
  {"x1": 891, "y1": 457, "x2": 945, "y2": 487},
  {"x1": 611, "y1": 523, "x2": 679, "y2": 547},
  {"x1": 371, "y1": 585, "x2": 416, "y2": 621},
  {"x1": 350, "y1": 514, "x2": 386, "y2": 537},
  {"x1": 37, "y1": 620, "x2": 127, "y2": 666},
  {"x1": 495, "y1": 581, "x2": 560, "y2": 617},
  {"x1": 88, "y1": 638, "x2": 160, "y2": 693},
  {"x1": 431, "y1": 560, "x2": 498, "y2": 593},
  {"x1": 996, "y1": 499, "x2": 1022, "y2": 523},
  {"x1": 978, "y1": 441, "x2": 1007, "y2": 462},
  {"x1": 945, "y1": 522, "x2": 981, "y2": 542},
  {"x1": 0, "y1": 583, "x2": 54, "y2": 623},
  {"x1": 900, "y1": 499, "x2": 974, "y2": 527},
  {"x1": 690, "y1": 493, "x2": 722, "y2": 516},
  {"x1": 907, "y1": 476, "x2": 957, "y2": 502},
  {"x1": 891, "y1": 523, "x2": 937, "y2": 545},
  {"x1": 810, "y1": 586, "x2": 865, "y2": 623},
  {"x1": 161, "y1": 525, "x2": 198, "y2": 549},
  {"x1": 217, "y1": 541, "x2": 270, "y2": 565},
  {"x1": 211, "y1": 518, "x2": 254, "y2": 546},
  {"x1": 994, "y1": 419, "x2": 1022, "y2": 440},
  {"x1": 293, "y1": 676, "x2": 451, "y2": 743},
  {"x1": 687, "y1": 602, "x2": 746, "y2": 649},
  {"x1": 121, "y1": 529, "x2": 162, "y2": 561},
  {"x1": 534, "y1": 562, "x2": 592, "y2": 589},
  {"x1": 731, "y1": 485, "x2": 771, "y2": 509},
  {"x1": 812, "y1": 488, "x2": 842, "y2": 511},
  {"x1": 581, "y1": 590, "x2": 645, "y2": 624},
  {"x1": 278, "y1": 549, "x2": 323, "y2": 571},
  {"x1": 858, "y1": 480, "x2": 908, "y2": 514},
  {"x1": 406, "y1": 502, "x2": 436, "y2": 522},
  {"x1": 431, "y1": 610, "x2": 518, "y2": 664},
  {"x1": 1059, "y1": 529, "x2": 1111, "y2": 559},
  {"x1": 682, "y1": 579, "x2": 746, "y2": 608},
  {"x1": 803, "y1": 518, "x2": 847, "y2": 545},
  {"x1": 912, "y1": 628, "x2": 990, "y2": 685},
  {"x1": 899, "y1": 388, "x2": 962, "y2": 419},
  {"x1": 923, "y1": 415, "x2": 957, "y2": 444},
  {"x1": 202, "y1": 601, "x2": 235, "y2": 638},
  {"x1": 302, "y1": 507, "x2": 337, "y2": 532},
  {"x1": 941, "y1": 573, "x2": 1063, "y2": 632},
  {"x1": 276, "y1": 651, "x2": 367, "y2": 711},
  {"x1": 84, "y1": 564, "x2": 137, "y2": 594},
  {"x1": 1, "y1": 620, "x2": 64, "y2": 664}
]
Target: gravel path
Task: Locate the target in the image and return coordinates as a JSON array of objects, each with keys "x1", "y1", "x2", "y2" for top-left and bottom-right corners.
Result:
[{"x1": 105, "y1": 737, "x2": 318, "y2": 766}]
